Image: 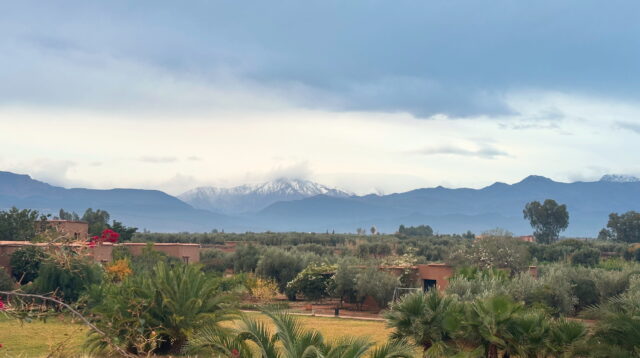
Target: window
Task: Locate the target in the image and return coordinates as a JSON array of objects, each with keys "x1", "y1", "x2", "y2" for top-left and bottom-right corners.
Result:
[{"x1": 182, "y1": 256, "x2": 189, "y2": 264}]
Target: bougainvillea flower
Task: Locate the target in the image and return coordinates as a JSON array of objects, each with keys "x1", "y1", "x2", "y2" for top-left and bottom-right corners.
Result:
[{"x1": 0, "y1": 299, "x2": 5, "y2": 310}]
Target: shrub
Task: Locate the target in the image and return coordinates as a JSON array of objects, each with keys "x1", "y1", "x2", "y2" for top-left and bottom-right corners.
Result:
[
  {"x1": 200, "y1": 249, "x2": 232, "y2": 273},
  {"x1": 256, "y1": 248, "x2": 319, "y2": 292},
  {"x1": 9, "y1": 246, "x2": 47, "y2": 283},
  {"x1": 355, "y1": 267, "x2": 399, "y2": 309},
  {"x1": 105, "y1": 259, "x2": 133, "y2": 282},
  {"x1": 330, "y1": 258, "x2": 359, "y2": 304},
  {"x1": 286, "y1": 263, "x2": 336, "y2": 301},
  {"x1": 231, "y1": 244, "x2": 261, "y2": 272},
  {"x1": 247, "y1": 276, "x2": 279, "y2": 301},
  {"x1": 571, "y1": 248, "x2": 600, "y2": 266},
  {"x1": 86, "y1": 262, "x2": 238, "y2": 355},
  {"x1": 0, "y1": 268, "x2": 15, "y2": 292},
  {"x1": 30, "y1": 258, "x2": 103, "y2": 303}
]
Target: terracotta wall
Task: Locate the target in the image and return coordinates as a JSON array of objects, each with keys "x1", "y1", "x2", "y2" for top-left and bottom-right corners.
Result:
[
  {"x1": 416, "y1": 263, "x2": 455, "y2": 291},
  {"x1": 44, "y1": 221, "x2": 89, "y2": 240}
]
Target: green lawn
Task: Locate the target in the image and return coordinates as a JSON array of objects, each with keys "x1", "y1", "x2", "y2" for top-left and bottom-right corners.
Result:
[
  {"x1": 0, "y1": 315, "x2": 88, "y2": 357},
  {"x1": 0, "y1": 313, "x2": 391, "y2": 357}
]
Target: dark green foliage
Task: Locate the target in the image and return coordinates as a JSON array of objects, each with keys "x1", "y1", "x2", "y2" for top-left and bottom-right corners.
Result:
[
  {"x1": 0, "y1": 207, "x2": 42, "y2": 241},
  {"x1": 57, "y1": 209, "x2": 80, "y2": 221},
  {"x1": 606, "y1": 211, "x2": 640, "y2": 243},
  {"x1": 109, "y1": 220, "x2": 138, "y2": 241},
  {"x1": 523, "y1": 199, "x2": 570, "y2": 244},
  {"x1": 572, "y1": 278, "x2": 599, "y2": 310},
  {"x1": 286, "y1": 263, "x2": 335, "y2": 301},
  {"x1": 385, "y1": 290, "x2": 460, "y2": 354},
  {"x1": 0, "y1": 268, "x2": 15, "y2": 292},
  {"x1": 355, "y1": 267, "x2": 399, "y2": 308},
  {"x1": 571, "y1": 247, "x2": 601, "y2": 266},
  {"x1": 82, "y1": 208, "x2": 111, "y2": 236},
  {"x1": 31, "y1": 258, "x2": 102, "y2": 303},
  {"x1": 398, "y1": 224, "x2": 434, "y2": 237},
  {"x1": 231, "y1": 244, "x2": 261, "y2": 272},
  {"x1": 200, "y1": 249, "x2": 232, "y2": 273},
  {"x1": 331, "y1": 258, "x2": 359, "y2": 305},
  {"x1": 86, "y1": 261, "x2": 239, "y2": 355},
  {"x1": 9, "y1": 246, "x2": 47, "y2": 283},
  {"x1": 255, "y1": 248, "x2": 318, "y2": 292}
]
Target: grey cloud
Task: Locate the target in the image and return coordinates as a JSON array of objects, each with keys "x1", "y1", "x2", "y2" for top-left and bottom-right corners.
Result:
[
  {"x1": 139, "y1": 156, "x2": 178, "y2": 164},
  {"x1": 1, "y1": 1, "x2": 639, "y2": 118},
  {"x1": 417, "y1": 145, "x2": 508, "y2": 159},
  {"x1": 616, "y1": 121, "x2": 640, "y2": 134}
]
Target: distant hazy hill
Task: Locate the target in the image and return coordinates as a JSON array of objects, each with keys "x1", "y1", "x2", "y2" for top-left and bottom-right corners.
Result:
[
  {"x1": 2, "y1": 171, "x2": 639, "y2": 236},
  {"x1": 179, "y1": 178, "x2": 351, "y2": 214},
  {"x1": 255, "y1": 175, "x2": 640, "y2": 236},
  {"x1": 0, "y1": 171, "x2": 234, "y2": 232}
]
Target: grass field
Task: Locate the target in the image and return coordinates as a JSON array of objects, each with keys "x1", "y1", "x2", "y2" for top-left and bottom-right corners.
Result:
[{"x1": 0, "y1": 312, "x2": 391, "y2": 357}]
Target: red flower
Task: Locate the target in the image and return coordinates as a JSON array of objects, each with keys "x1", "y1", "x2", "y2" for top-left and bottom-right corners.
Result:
[
  {"x1": 0, "y1": 299, "x2": 5, "y2": 310},
  {"x1": 0, "y1": 343, "x2": 3, "y2": 348},
  {"x1": 231, "y1": 348, "x2": 239, "y2": 357}
]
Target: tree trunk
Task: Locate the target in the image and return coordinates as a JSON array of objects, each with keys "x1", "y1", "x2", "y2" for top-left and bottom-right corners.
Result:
[{"x1": 487, "y1": 344, "x2": 498, "y2": 358}]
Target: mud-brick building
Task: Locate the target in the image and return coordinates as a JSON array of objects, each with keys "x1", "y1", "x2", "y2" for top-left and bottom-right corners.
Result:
[{"x1": 40, "y1": 220, "x2": 90, "y2": 241}]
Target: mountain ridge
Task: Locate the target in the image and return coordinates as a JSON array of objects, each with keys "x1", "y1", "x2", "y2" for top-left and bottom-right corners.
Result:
[
  {"x1": 178, "y1": 178, "x2": 351, "y2": 214},
  {"x1": 2, "y1": 171, "x2": 640, "y2": 236}
]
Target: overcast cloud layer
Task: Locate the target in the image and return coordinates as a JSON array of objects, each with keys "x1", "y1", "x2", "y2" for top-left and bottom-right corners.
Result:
[{"x1": 1, "y1": 1, "x2": 640, "y2": 194}]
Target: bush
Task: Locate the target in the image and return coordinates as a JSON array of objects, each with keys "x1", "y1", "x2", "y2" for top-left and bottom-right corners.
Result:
[
  {"x1": 286, "y1": 263, "x2": 336, "y2": 301},
  {"x1": 0, "y1": 268, "x2": 15, "y2": 292},
  {"x1": 86, "y1": 262, "x2": 238, "y2": 355},
  {"x1": 30, "y1": 258, "x2": 103, "y2": 303},
  {"x1": 571, "y1": 248, "x2": 600, "y2": 266},
  {"x1": 231, "y1": 244, "x2": 261, "y2": 272},
  {"x1": 200, "y1": 249, "x2": 232, "y2": 273},
  {"x1": 255, "y1": 248, "x2": 319, "y2": 292},
  {"x1": 355, "y1": 267, "x2": 399, "y2": 309},
  {"x1": 9, "y1": 246, "x2": 47, "y2": 283}
]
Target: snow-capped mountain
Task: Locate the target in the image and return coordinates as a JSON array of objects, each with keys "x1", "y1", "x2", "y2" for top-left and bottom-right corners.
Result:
[
  {"x1": 178, "y1": 178, "x2": 351, "y2": 214},
  {"x1": 600, "y1": 174, "x2": 640, "y2": 183}
]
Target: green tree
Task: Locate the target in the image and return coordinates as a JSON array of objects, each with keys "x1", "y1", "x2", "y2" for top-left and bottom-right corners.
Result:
[
  {"x1": 398, "y1": 225, "x2": 434, "y2": 237},
  {"x1": 82, "y1": 208, "x2": 110, "y2": 236},
  {"x1": 0, "y1": 207, "x2": 42, "y2": 241},
  {"x1": 9, "y1": 246, "x2": 47, "y2": 283},
  {"x1": 109, "y1": 220, "x2": 138, "y2": 241},
  {"x1": 287, "y1": 263, "x2": 336, "y2": 301},
  {"x1": 256, "y1": 248, "x2": 317, "y2": 292},
  {"x1": 355, "y1": 268, "x2": 399, "y2": 309},
  {"x1": 58, "y1": 208, "x2": 80, "y2": 221},
  {"x1": 605, "y1": 211, "x2": 640, "y2": 243},
  {"x1": 0, "y1": 268, "x2": 15, "y2": 292},
  {"x1": 331, "y1": 258, "x2": 359, "y2": 306},
  {"x1": 523, "y1": 199, "x2": 569, "y2": 244},
  {"x1": 571, "y1": 248, "x2": 600, "y2": 267},
  {"x1": 232, "y1": 244, "x2": 261, "y2": 272}
]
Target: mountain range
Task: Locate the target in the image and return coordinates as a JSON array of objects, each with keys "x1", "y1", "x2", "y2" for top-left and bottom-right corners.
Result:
[
  {"x1": 178, "y1": 178, "x2": 351, "y2": 214},
  {"x1": 1, "y1": 170, "x2": 639, "y2": 237}
]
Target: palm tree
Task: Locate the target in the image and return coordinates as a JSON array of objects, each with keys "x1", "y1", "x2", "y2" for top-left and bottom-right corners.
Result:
[
  {"x1": 188, "y1": 310, "x2": 415, "y2": 358},
  {"x1": 462, "y1": 295, "x2": 523, "y2": 358},
  {"x1": 146, "y1": 262, "x2": 238, "y2": 354},
  {"x1": 385, "y1": 290, "x2": 461, "y2": 357},
  {"x1": 544, "y1": 319, "x2": 587, "y2": 357}
]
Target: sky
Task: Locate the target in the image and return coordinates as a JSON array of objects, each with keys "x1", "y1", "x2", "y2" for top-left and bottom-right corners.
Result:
[{"x1": 1, "y1": 1, "x2": 640, "y2": 195}]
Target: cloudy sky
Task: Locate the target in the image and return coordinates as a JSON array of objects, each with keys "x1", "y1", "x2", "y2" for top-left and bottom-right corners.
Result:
[{"x1": 1, "y1": 1, "x2": 640, "y2": 195}]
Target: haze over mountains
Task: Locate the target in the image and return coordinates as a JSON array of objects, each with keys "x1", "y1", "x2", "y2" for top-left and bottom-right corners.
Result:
[{"x1": 1, "y1": 170, "x2": 639, "y2": 237}]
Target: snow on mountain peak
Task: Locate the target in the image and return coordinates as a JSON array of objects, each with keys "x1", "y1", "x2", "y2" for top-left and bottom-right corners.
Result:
[
  {"x1": 599, "y1": 174, "x2": 640, "y2": 183},
  {"x1": 178, "y1": 179, "x2": 350, "y2": 214}
]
